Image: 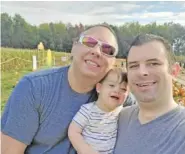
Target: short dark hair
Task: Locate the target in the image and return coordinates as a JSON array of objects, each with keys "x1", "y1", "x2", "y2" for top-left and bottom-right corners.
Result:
[
  {"x1": 99, "y1": 68, "x2": 128, "y2": 84},
  {"x1": 126, "y1": 34, "x2": 176, "y2": 68}
]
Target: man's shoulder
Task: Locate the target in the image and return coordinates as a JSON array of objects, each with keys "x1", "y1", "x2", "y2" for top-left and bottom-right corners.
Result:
[
  {"x1": 179, "y1": 105, "x2": 185, "y2": 112},
  {"x1": 120, "y1": 104, "x2": 138, "y2": 114},
  {"x1": 177, "y1": 105, "x2": 185, "y2": 126},
  {"x1": 173, "y1": 105, "x2": 185, "y2": 123},
  {"x1": 24, "y1": 66, "x2": 69, "y2": 82},
  {"x1": 119, "y1": 105, "x2": 138, "y2": 120}
]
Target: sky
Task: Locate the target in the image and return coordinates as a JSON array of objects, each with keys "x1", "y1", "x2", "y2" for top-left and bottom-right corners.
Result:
[{"x1": 1, "y1": 1, "x2": 185, "y2": 26}]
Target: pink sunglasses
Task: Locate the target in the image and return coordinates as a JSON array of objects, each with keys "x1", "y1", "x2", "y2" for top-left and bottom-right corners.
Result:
[{"x1": 78, "y1": 35, "x2": 117, "y2": 57}]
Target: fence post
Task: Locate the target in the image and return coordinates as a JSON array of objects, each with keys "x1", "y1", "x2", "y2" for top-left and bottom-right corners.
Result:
[
  {"x1": 47, "y1": 49, "x2": 52, "y2": 67},
  {"x1": 53, "y1": 56, "x2": 55, "y2": 66},
  {"x1": 33, "y1": 55, "x2": 37, "y2": 71}
]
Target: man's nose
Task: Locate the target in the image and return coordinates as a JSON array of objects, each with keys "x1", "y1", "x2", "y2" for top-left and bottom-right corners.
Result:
[
  {"x1": 138, "y1": 64, "x2": 149, "y2": 76},
  {"x1": 89, "y1": 44, "x2": 101, "y2": 58}
]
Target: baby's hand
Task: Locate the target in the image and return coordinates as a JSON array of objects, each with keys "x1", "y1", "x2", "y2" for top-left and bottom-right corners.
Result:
[
  {"x1": 87, "y1": 149, "x2": 100, "y2": 154},
  {"x1": 78, "y1": 148, "x2": 100, "y2": 154}
]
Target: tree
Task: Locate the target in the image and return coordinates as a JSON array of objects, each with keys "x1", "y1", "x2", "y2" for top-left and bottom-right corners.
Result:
[
  {"x1": 1, "y1": 13, "x2": 185, "y2": 57},
  {"x1": 1, "y1": 13, "x2": 13, "y2": 47},
  {"x1": 173, "y1": 35, "x2": 185, "y2": 56},
  {"x1": 38, "y1": 23, "x2": 53, "y2": 49},
  {"x1": 11, "y1": 14, "x2": 36, "y2": 48}
]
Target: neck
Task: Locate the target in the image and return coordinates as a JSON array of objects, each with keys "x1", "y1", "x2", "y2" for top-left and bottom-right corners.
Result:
[
  {"x1": 68, "y1": 65, "x2": 98, "y2": 93},
  {"x1": 138, "y1": 96, "x2": 178, "y2": 124},
  {"x1": 96, "y1": 99, "x2": 110, "y2": 112}
]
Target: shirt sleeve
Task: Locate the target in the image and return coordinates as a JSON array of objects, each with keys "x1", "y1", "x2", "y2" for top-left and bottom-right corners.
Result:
[
  {"x1": 72, "y1": 104, "x2": 90, "y2": 129},
  {"x1": 1, "y1": 76, "x2": 39, "y2": 145}
]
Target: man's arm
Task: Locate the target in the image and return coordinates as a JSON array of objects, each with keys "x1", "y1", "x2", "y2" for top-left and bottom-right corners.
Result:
[
  {"x1": 68, "y1": 121, "x2": 99, "y2": 154},
  {"x1": 1, "y1": 76, "x2": 39, "y2": 153},
  {"x1": 1, "y1": 133, "x2": 27, "y2": 154}
]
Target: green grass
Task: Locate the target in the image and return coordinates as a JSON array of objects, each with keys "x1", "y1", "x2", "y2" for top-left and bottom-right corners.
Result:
[{"x1": 1, "y1": 69, "x2": 32, "y2": 112}]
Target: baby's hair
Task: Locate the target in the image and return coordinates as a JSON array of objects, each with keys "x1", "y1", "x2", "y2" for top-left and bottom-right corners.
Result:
[{"x1": 100, "y1": 68, "x2": 127, "y2": 84}]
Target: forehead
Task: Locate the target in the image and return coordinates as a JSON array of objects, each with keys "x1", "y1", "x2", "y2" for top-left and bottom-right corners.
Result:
[
  {"x1": 104, "y1": 71, "x2": 127, "y2": 84},
  {"x1": 127, "y1": 41, "x2": 167, "y2": 62},
  {"x1": 105, "y1": 75, "x2": 128, "y2": 88},
  {"x1": 105, "y1": 71, "x2": 118, "y2": 80},
  {"x1": 83, "y1": 26, "x2": 117, "y2": 48}
]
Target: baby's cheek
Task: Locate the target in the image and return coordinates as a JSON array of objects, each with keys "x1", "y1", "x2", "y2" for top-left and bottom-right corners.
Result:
[{"x1": 119, "y1": 94, "x2": 128, "y2": 105}]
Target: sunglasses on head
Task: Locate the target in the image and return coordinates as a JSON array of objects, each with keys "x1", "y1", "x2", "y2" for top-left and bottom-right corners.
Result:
[{"x1": 77, "y1": 35, "x2": 117, "y2": 57}]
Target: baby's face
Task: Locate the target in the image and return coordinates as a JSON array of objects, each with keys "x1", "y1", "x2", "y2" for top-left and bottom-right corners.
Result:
[{"x1": 96, "y1": 71, "x2": 129, "y2": 111}]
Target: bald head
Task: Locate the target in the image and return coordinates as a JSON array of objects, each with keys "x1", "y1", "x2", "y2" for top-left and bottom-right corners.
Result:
[{"x1": 81, "y1": 24, "x2": 119, "y2": 53}]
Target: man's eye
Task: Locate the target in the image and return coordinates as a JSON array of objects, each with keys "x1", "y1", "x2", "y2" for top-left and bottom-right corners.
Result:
[
  {"x1": 150, "y1": 63, "x2": 160, "y2": 66},
  {"x1": 129, "y1": 65, "x2": 138, "y2": 68},
  {"x1": 120, "y1": 88, "x2": 126, "y2": 92},
  {"x1": 109, "y1": 84, "x2": 115, "y2": 87}
]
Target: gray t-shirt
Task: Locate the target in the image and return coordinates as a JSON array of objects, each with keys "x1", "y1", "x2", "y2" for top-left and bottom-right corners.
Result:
[{"x1": 114, "y1": 105, "x2": 185, "y2": 154}]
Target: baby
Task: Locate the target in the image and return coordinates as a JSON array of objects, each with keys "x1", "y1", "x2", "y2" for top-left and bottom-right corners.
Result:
[{"x1": 68, "y1": 68, "x2": 129, "y2": 154}]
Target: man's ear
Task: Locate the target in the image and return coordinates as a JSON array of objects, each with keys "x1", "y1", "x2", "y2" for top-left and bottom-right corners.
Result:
[
  {"x1": 96, "y1": 83, "x2": 102, "y2": 94},
  {"x1": 71, "y1": 38, "x2": 79, "y2": 56},
  {"x1": 171, "y1": 62, "x2": 181, "y2": 78}
]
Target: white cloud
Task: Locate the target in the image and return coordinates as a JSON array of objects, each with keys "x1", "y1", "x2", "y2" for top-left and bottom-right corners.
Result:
[
  {"x1": 88, "y1": 6, "x2": 115, "y2": 15},
  {"x1": 145, "y1": 5, "x2": 155, "y2": 11},
  {"x1": 178, "y1": 12, "x2": 185, "y2": 17},
  {"x1": 99, "y1": 12, "x2": 185, "y2": 26},
  {"x1": 119, "y1": 3, "x2": 142, "y2": 12},
  {"x1": 139, "y1": 12, "x2": 174, "y2": 19},
  {"x1": 1, "y1": 1, "x2": 185, "y2": 26},
  {"x1": 159, "y1": 2, "x2": 166, "y2": 5},
  {"x1": 130, "y1": 12, "x2": 185, "y2": 25}
]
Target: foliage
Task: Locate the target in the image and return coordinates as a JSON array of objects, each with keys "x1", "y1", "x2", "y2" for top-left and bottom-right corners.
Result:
[
  {"x1": 173, "y1": 81, "x2": 185, "y2": 106},
  {"x1": 1, "y1": 13, "x2": 185, "y2": 58}
]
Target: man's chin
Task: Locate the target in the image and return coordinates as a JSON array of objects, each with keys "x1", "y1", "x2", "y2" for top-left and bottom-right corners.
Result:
[
  {"x1": 82, "y1": 71, "x2": 103, "y2": 79},
  {"x1": 136, "y1": 96, "x2": 157, "y2": 103}
]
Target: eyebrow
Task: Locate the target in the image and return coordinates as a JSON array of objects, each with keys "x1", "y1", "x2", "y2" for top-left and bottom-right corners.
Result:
[
  {"x1": 128, "y1": 58, "x2": 161, "y2": 65},
  {"x1": 127, "y1": 61, "x2": 138, "y2": 65},
  {"x1": 146, "y1": 58, "x2": 160, "y2": 62},
  {"x1": 106, "y1": 80, "x2": 116, "y2": 83}
]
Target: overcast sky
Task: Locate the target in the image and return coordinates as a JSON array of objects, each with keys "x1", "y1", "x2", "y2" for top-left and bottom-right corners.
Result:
[{"x1": 1, "y1": 1, "x2": 185, "y2": 26}]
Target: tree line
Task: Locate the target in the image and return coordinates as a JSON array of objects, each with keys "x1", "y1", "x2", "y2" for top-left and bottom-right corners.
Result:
[{"x1": 1, "y1": 13, "x2": 185, "y2": 58}]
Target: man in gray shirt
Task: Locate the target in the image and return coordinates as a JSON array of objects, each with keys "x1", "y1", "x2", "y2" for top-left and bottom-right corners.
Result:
[{"x1": 114, "y1": 34, "x2": 185, "y2": 154}]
